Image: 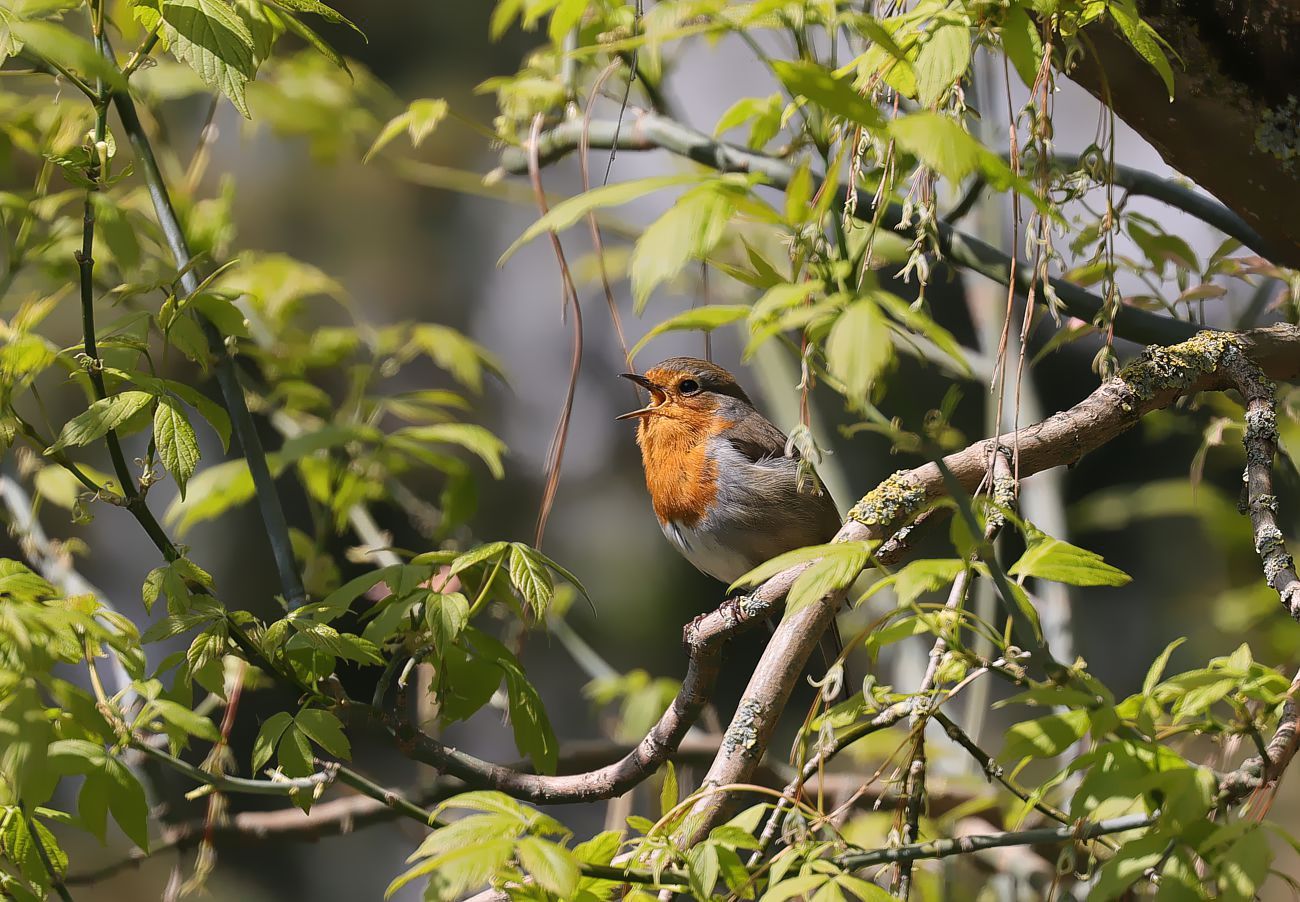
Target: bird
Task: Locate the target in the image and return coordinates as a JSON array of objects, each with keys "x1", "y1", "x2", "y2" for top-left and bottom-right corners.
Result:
[{"x1": 617, "y1": 356, "x2": 848, "y2": 691}]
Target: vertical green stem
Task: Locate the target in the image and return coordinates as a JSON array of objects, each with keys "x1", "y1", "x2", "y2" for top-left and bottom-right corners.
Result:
[
  {"x1": 73, "y1": 34, "x2": 181, "y2": 562},
  {"x1": 101, "y1": 40, "x2": 306, "y2": 607}
]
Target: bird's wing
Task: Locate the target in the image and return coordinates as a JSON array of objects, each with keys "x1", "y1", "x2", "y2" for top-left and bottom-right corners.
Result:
[{"x1": 718, "y1": 413, "x2": 791, "y2": 464}]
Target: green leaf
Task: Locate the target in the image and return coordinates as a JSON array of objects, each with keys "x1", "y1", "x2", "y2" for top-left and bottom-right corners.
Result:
[
  {"x1": 765, "y1": 874, "x2": 831, "y2": 902},
  {"x1": 1000, "y1": 709, "x2": 1090, "y2": 761},
  {"x1": 139, "y1": 603, "x2": 224, "y2": 644},
  {"x1": 425, "y1": 591, "x2": 470, "y2": 654},
  {"x1": 252, "y1": 711, "x2": 293, "y2": 771},
  {"x1": 150, "y1": 699, "x2": 221, "y2": 742},
  {"x1": 103, "y1": 758, "x2": 150, "y2": 850},
  {"x1": 659, "y1": 761, "x2": 678, "y2": 817},
  {"x1": 826, "y1": 298, "x2": 892, "y2": 405},
  {"x1": 891, "y1": 558, "x2": 964, "y2": 606},
  {"x1": 465, "y1": 637, "x2": 559, "y2": 774},
  {"x1": 437, "y1": 790, "x2": 537, "y2": 822},
  {"x1": 290, "y1": 623, "x2": 383, "y2": 666},
  {"x1": 629, "y1": 187, "x2": 735, "y2": 310},
  {"x1": 141, "y1": 558, "x2": 212, "y2": 614},
  {"x1": 450, "y1": 541, "x2": 510, "y2": 577},
  {"x1": 314, "y1": 564, "x2": 414, "y2": 621},
  {"x1": 508, "y1": 543, "x2": 554, "y2": 617},
  {"x1": 365, "y1": 98, "x2": 449, "y2": 163},
  {"x1": 874, "y1": 292, "x2": 970, "y2": 376},
  {"x1": 294, "y1": 708, "x2": 350, "y2": 759},
  {"x1": 154, "y1": 396, "x2": 201, "y2": 499},
  {"x1": 1109, "y1": 1, "x2": 1175, "y2": 99},
  {"x1": 731, "y1": 542, "x2": 866, "y2": 592},
  {"x1": 1001, "y1": 6, "x2": 1044, "y2": 88},
  {"x1": 1009, "y1": 529, "x2": 1132, "y2": 587},
  {"x1": 0, "y1": 7, "x2": 25, "y2": 65},
  {"x1": 687, "y1": 843, "x2": 720, "y2": 899},
  {"x1": 1217, "y1": 828, "x2": 1271, "y2": 902},
  {"x1": 914, "y1": 23, "x2": 970, "y2": 107},
  {"x1": 748, "y1": 281, "x2": 821, "y2": 323},
  {"x1": 141, "y1": 378, "x2": 231, "y2": 450},
  {"x1": 267, "y1": 0, "x2": 363, "y2": 34},
  {"x1": 9, "y1": 20, "x2": 126, "y2": 90},
  {"x1": 47, "y1": 391, "x2": 154, "y2": 452},
  {"x1": 276, "y1": 723, "x2": 314, "y2": 777},
  {"x1": 547, "y1": 0, "x2": 587, "y2": 41},
  {"x1": 505, "y1": 666, "x2": 557, "y2": 774},
  {"x1": 1091, "y1": 833, "x2": 1171, "y2": 900},
  {"x1": 387, "y1": 837, "x2": 514, "y2": 900},
  {"x1": 1143, "y1": 637, "x2": 1186, "y2": 696},
  {"x1": 888, "y1": 112, "x2": 1027, "y2": 194},
  {"x1": 161, "y1": 0, "x2": 258, "y2": 118},
  {"x1": 786, "y1": 543, "x2": 870, "y2": 617},
  {"x1": 396, "y1": 423, "x2": 505, "y2": 479},
  {"x1": 630, "y1": 305, "x2": 749, "y2": 360},
  {"x1": 405, "y1": 324, "x2": 502, "y2": 393},
  {"x1": 771, "y1": 60, "x2": 883, "y2": 130},
  {"x1": 512, "y1": 545, "x2": 587, "y2": 600},
  {"x1": 276, "y1": 8, "x2": 349, "y2": 74},
  {"x1": 836, "y1": 874, "x2": 893, "y2": 900},
  {"x1": 500, "y1": 174, "x2": 706, "y2": 263},
  {"x1": 516, "y1": 836, "x2": 580, "y2": 899}
]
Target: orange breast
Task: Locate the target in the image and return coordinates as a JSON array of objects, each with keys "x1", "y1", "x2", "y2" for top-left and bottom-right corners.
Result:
[{"x1": 636, "y1": 409, "x2": 728, "y2": 527}]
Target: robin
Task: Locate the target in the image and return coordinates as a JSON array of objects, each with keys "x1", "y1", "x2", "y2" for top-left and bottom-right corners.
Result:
[{"x1": 617, "y1": 356, "x2": 847, "y2": 686}]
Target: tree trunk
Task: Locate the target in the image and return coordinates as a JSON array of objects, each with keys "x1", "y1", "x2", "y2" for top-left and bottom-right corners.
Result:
[{"x1": 1071, "y1": 1, "x2": 1300, "y2": 268}]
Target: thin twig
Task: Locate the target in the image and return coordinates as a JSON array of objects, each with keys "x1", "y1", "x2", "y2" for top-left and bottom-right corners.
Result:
[
  {"x1": 527, "y1": 113, "x2": 584, "y2": 550},
  {"x1": 580, "y1": 60, "x2": 636, "y2": 379},
  {"x1": 834, "y1": 813, "x2": 1154, "y2": 869}
]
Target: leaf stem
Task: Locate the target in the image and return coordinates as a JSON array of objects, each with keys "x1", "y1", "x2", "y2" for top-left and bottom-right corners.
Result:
[
  {"x1": 16, "y1": 49, "x2": 96, "y2": 100},
  {"x1": 331, "y1": 764, "x2": 443, "y2": 828},
  {"x1": 120, "y1": 29, "x2": 161, "y2": 82},
  {"x1": 131, "y1": 740, "x2": 338, "y2": 797}
]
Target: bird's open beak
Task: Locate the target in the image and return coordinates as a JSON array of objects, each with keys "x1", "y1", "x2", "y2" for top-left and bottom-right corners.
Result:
[{"x1": 615, "y1": 373, "x2": 665, "y2": 420}]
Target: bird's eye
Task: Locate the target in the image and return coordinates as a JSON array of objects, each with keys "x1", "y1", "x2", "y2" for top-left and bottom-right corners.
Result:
[{"x1": 678, "y1": 379, "x2": 700, "y2": 395}]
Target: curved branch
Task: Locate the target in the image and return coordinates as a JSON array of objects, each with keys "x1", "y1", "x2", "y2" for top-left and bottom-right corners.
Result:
[
  {"x1": 1053, "y1": 154, "x2": 1269, "y2": 255},
  {"x1": 1218, "y1": 670, "x2": 1300, "y2": 805},
  {"x1": 677, "y1": 325, "x2": 1300, "y2": 840},
  {"x1": 353, "y1": 325, "x2": 1296, "y2": 817},
  {"x1": 956, "y1": 153, "x2": 1271, "y2": 255},
  {"x1": 349, "y1": 527, "x2": 924, "y2": 805},
  {"x1": 496, "y1": 111, "x2": 1203, "y2": 347}
]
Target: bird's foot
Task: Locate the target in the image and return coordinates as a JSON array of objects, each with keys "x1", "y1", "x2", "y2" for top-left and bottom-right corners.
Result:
[{"x1": 682, "y1": 594, "x2": 750, "y2": 648}]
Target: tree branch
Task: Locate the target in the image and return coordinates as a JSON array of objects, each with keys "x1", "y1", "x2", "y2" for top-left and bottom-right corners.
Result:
[
  {"x1": 1048, "y1": 153, "x2": 1269, "y2": 256},
  {"x1": 1069, "y1": 11, "x2": 1300, "y2": 268},
  {"x1": 495, "y1": 110, "x2": 1204, "y2": 347},
  {"x1": 346, "y1": 526, "x2": 925, "y2": 804},
  {"x1": 676, "y1": 325, "x2": 1299, "y2": 841},
  {"x1": 834, "y1": 812, "x2": 1155, "y2": 870}
]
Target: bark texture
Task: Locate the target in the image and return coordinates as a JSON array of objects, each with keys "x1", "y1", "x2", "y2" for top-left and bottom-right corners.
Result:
[{"x1": 1072, "y1": 2, "x2": 1300, "y2": 267}]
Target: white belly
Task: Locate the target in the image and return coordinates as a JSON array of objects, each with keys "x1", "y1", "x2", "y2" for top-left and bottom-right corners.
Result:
[{"x1": 660, "y1": 519, "x2": 755, "y2": 586}]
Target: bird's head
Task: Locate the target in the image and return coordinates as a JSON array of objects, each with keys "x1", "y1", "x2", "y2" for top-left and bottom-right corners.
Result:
[{"x1": 615, "y1": 357, "x2": 755, "y2": 422}]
